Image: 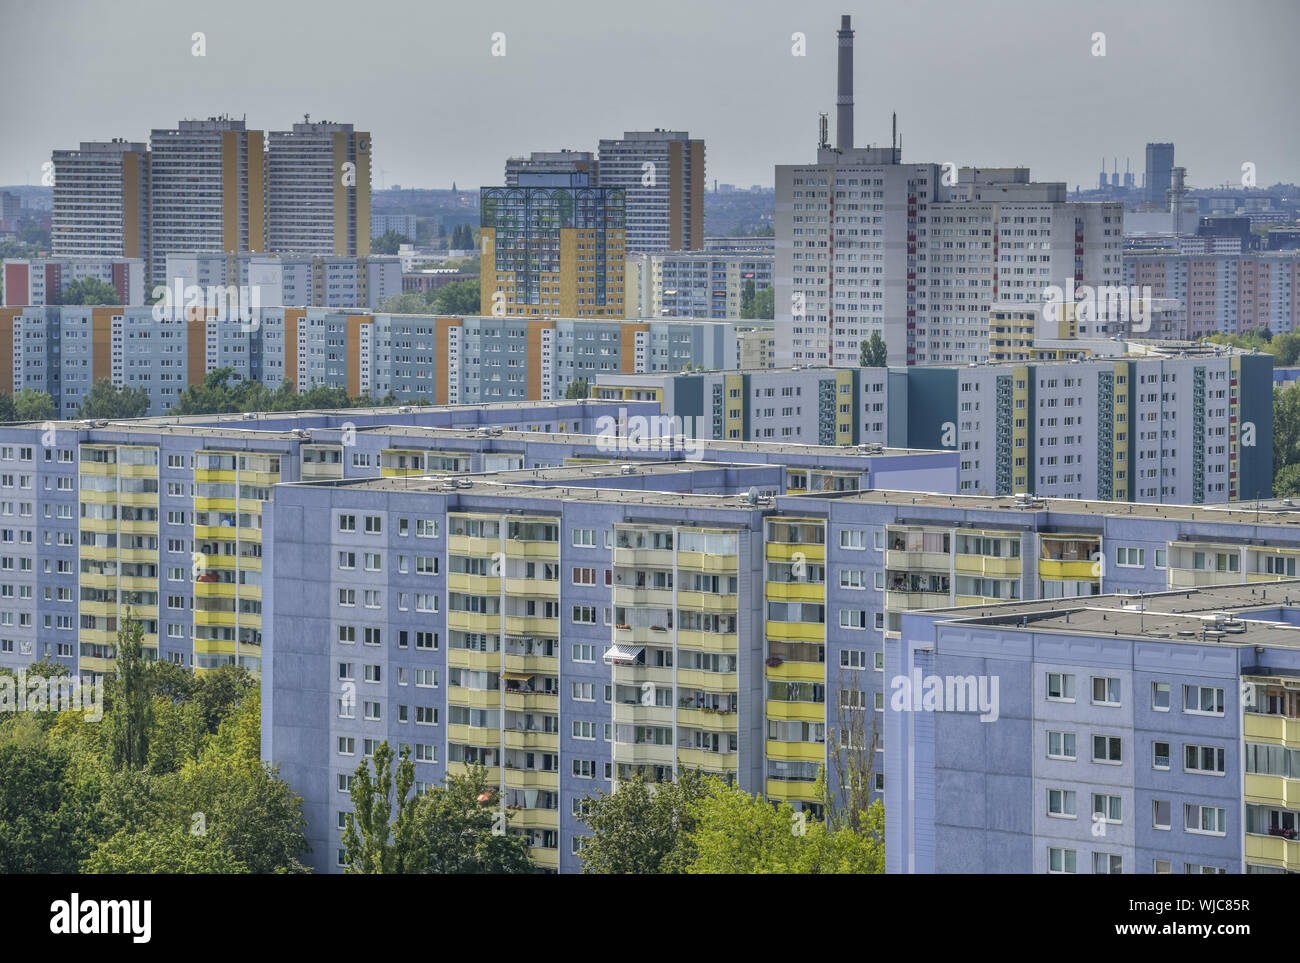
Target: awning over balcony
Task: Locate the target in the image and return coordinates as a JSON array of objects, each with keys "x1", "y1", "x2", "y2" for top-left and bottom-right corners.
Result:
[
  {"x1": 502, "y1": 671, "x2": 535, "y2": 681},
  {"x1": 603, "y1": 644, "x2": 645, "y2": 665}
]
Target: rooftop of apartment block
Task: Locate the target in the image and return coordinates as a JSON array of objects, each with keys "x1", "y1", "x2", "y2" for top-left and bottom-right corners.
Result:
[
  {"x1": 790, "y1": 488, "x2": 1300, "y2": 527},
  {"x1": 923, "y1": 580, "x2": 1300, "y2": 649}
]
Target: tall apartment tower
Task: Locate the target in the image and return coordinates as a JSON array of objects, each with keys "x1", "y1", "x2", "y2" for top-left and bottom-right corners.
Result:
[
  {"x1": 775, "y1": 16, "x2": 1123, "y2": 367},
  {"x1": 50, "y1": 140, "x2": 150, "y2": 263},
  {"x1": 268, "y1": 120, "x2": 371, "y2": 257},
  {"x1": 148, "y1": 117, "x2": 265, "y2": 282},
  {"x1": 1145, "y1": 142, "x2": 1175, "y2": 207},
  {"x1": 479, "y1": 171, "x2": 626, "y2": 318},
  {"x1": 597, "y1": 130, "x2": 704, "y2": 253}
]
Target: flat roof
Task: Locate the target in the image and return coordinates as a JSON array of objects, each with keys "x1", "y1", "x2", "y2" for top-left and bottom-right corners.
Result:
[
  {"x1": 796, "y1": 489, "x2": 1300, "y2": 527},
  {"x1": 925, "y1": 581, "x2": 1300, "y2": 647}
]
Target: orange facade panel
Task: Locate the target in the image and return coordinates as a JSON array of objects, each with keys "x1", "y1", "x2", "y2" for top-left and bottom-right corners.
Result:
[
  {"x1": 620, "y1": 322, "x2": 648, "y2": 373},
  {"x1": 434, "y1": 316, "x2": 463, "y2": 406},
  {"x1": 91, "y1": 308, "x2": 114, "y2": 383},
  {"x1": 0, "y1": 308, "x2": 16, "y2": 395},
  {"x1": 346, "y1": 315, "x2": 373, "y2": 399},
  {"x1": 283, "y1": 309, "x2": 304, "y2": 389}
]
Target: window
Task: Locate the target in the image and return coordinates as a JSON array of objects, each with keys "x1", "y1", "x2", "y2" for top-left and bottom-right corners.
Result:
[
  {"x1": 364, "y1": 515, "x2": 382, "y2": 534},
  {"x1": 1047, "y1": 731, "x2": 1076, "y2": 760},
  {"x1": 1115, "y1": 547, "x2": 1144, "y2": 567},
  {"x1": 1048, "y1": 789, "x2": 1076, "y2": 817},
  {"x1": 1092, "y1": 853, "x2": 1122, "y2": 874},
  {"x1": 1092, "y1": 735, "x2": 1121, "y2": 764},
  {"x1": 338, "y1": 514, "x2": 356, "y2": 532},
  {"x1": 1047, "y1": 673, "x2": 1075, "y2": 701},
  {"x1": 573, "y1": 721, "x2": 596, "y2": 740},
  {"x1": 1091, "y1": 676, "x2": 1120, "y2": 706},
  {"x1": 572, "y1": 682, "x2": 595, "y2": 702},
  {"x1": 337, "y1": 737, "x2": 355, "y2": 755},
  {"x1": 572, "y1": 528, "x2": 595, "y2": 547},
  {"x1": 1183, "y1": 685, "x2": 1224, "y2": 716},
  {"x1": 1153, "y1": 799, "x2": 1171, "y2": 830},
  {"x1": 572, "y1": 643, "x2": 595, "y2": 663},
  {"x1": 1092, "y1": 793, "x2": 1122, "y2": 823},
  {"x1": 1048, "y1": 847, "x2": 1077, "y2": 874},
  {"x1": 1153, "y1": 741, "x2": 1170, "y2": 770},
  {"x1": 1152, "y1": 681, "x2": 1170, "y2": 711},
  {"x1": 1184, "y1": 744, "x2": 1225, "y2": 775},
  {"x1": 1184, "y1": 803, "x2": 1226, "y2": 835},
  {"x1": 839, "y1": 529, "x2": 865, "y2": 550}
]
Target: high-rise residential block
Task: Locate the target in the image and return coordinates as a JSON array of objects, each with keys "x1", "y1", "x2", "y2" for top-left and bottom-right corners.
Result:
[
  {"x1": 598, "y1": 131, "x2": 704, "y2": 253},
  {"x1": 148, "y1": 117, "x2": 266, "y2": 283},
  {"x1": 268, "y1": 120, "x2": 371, "y2": 257},
  {"x1": 50, "y1": 140, "x2": 149, "y2": 263},
  {"x1": 479, "y1": 172, "x2": 626, "y2": 319}
]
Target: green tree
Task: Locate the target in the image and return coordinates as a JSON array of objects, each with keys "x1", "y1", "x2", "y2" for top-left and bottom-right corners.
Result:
[
  {"x1": 1273, "y1": 332, "x2": 1300, "y2": 366},
  {"x1": 1275, "y1": 383, "x2": 1300, "y2": 495},
  {"x1": 0, "y1": 742, "x2": 98, "y2": 872},
  {"x1": 860, "y1": 332, "x2": 889, "y2": 367},
  {"x1": 376, "y1": 292, "x2": 435, "y2": 315},
  {"x1": 578, "y1": 771, "x2": 708, "y2": 873},
  {"x1": 565, "y1": 378, "x2": 589, "y2": 400},
  {"x1": 12, "y1": 389, "x2": 55, "y2": 422},
  {"x1": 83, "y1": 824, "x2": 249, "y2": 874},
  {"x1": 77, "y1": 378, "x2": 151, "y2": 419},
  {"x1": 431, "y1": 279, "x2": 480, "y2": 315},
  {"x1": 58, "y1": 277, "x2": 121, "y2": 306},
  {"x1": 686, "y1": 780, "x2": 884, "y2": 874},
  {"x1": 371, "y1": 230, "x2": 412, "y2": 255},
  {"x1": 740, "y1": 279, "x2": 756, "y2": 318},
  {"x1": 107, "y1": 617, "x2": 153, "y2": 770},
  {"x1": 341, "y1": 741, "x2": 427, "y2": 873},
  {"x1": 421, "y1": 764, "x2": 532, "y2": 874},
  {"x1": 748, "y1": 287, "x2": 774, "y2": 321}
]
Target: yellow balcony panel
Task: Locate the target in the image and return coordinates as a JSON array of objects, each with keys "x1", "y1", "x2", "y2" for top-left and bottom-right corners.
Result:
[
  {"x1": 118, "y1": 548, "x2": 160, "y2": 566},
  {"x1": 80, "y1": 629, "x2": 119, "y2": 647},
  {"x1": 766, "y1": 542, "x2": 826, "y2": 564},
  {"x1": 885, "y1": 549, "x2": 951, "y2": 573},
  {"x1": 80, "y1": 656, "x2": 116, "y2": 674},
  {"x1": 611, "y1": 703, "x2": 674, "y2": 727},
  {"x1": 765, "y1": 701, "x2": 825, "y2": 723},
  {"x1": 676, "y1": 748, "x2": 738, "y2": 772},
  {"x1": 77, "y1": 461, "x2": 116, "y2": 476},
  {"x1": 380, "y1": 467, "x2": 427, "y2": 478},
  {"x1": 448, "y1": 611, "x2": 500, "y2": 634},
  {"x1": 194, "y1": 497, "x2": 238, "y2": 513},
  {"x1": 79, "y1": 572, "x2": 117, "y2": 590},
  {"x1": 504, "y1": 615, "x2": 559, "y2": 637},
  {"x1": 195, "y1": 581, "x2": 239, "y2": 598},
  {"x1": 1245, "y1": 832, "x2": 1300, "y2": 870},
  {"x1": 1037, "y1": 559, "x2": 1099, "y2": 581},
  {"x1": 195, "y1": 469, "x2": 237, "y2": 483},
  {"x1": 503, "y1": 654, "x2": 559, "y2": 675},
  {"x1": 766, "y1": 581, "x2": 826, "y2": 603},
  {"x1": 449, "y1": 687, "x2": 501, "y2": 710},
  {"x1": 610, "y1": 664, "x2": 674, "y2": 687},
  {"x1": 677, "y1": 591, "x2": 738, "y2": 613},
  {"x1": 448, "y1": 535, "x2": 499, "y2": 558},
  {"x1": 885, "y1": 590, "x2": 951, "y2": 610},
  {"x1": 676, "y1": 708, "x2": 738, "y2": 731},
  {"x1": 194, "y1": 611, "x2": 238, "y2": 628},
  {"x1": 236, "y1": 555, "x2": 262, "y2": 572},
  {"x1": 504, "y1": 730, "x2": 560, "y2": 751},
  {"x1": 954, "y1": 554, "x2": 1023, "y2": 578},
  {"x1": 767, "y1": 660, "x2": 825, "y2": 683},
  {"x1": 116, "y1": 463, "x2": 158, "y2": 479},
  {"x1": 447, "y1": 724, "x2": 501, "y2": 748},
  {"x1": 79, "y1": 518, "x2": 117, "y2": 534},
  {"x1": 1168, "y1": 568, "x2": 1241, "y2": 588},
  {"x1": 503, "y1": 768, "x2": 560, "y2": 791},
  {"x1": 617, "y1": 625, "x2": 674, "y2": 646},
  {"x1": 503, "y1": 691, "x2": 558, "y2": 713},
  {"x1": 766, "y1": 740, "x2": 827, "y2": 763},
  {"x1": 508, "y1": 808, "x2": 560, "y2": 832},
  {"x1": 505, "y1": 577, "x2": 559, "y2": 598},
  {"x1": 677, "y1": 551, "x2": 738, "y2": 574},
  {"x1": 766, "y1": 779, "x2": 819, "y2": 803},
  {"x1": 237, "y1": 527, "x2": 262, "y2": 542},
  {"x1": 1246, "y1": 572, "x2": 1293, "y2": 584},
  {"x1": 675, "y1": 669, "x2": 738, "y2": 692},
  {"x1": 611, "y1": 586, "x2": 675, "y2": 607},
  {"x1": 193, "y1": 525, "x2": 237, "y2": 542},
  {"x1": 614, "y1": 743, "x2": 675, "y2": 767},
  {"x1": 447, "y1": 573, "x2": 500, "y2": 594},
  {"x1": 529, "y1": 847, "x2": 560, "y2": 870},
  {"x1": 612, "y1": 546, "x2": 675, "y2": 569},
  {"x1": 1244, "y1": 713, "x2": 1300, "y2": 747},
  {"x1": 78, "y1": 490, "x2": 117, "y2": 504},
  {"x1": 448, "y1": 649, "x2": 502, "y2": 673},
  {"x1": 1245, "y1": 773, "x2": 1300, "y2": 808},
  {"x1": 119, "y1": 521, "x2": 158, "y2": 537},
  {"x1": 675, "y1": 630, "x2": 738, "y2": 652},
  {"x1": 765, "y1": 620, "x2": 824, "y2": 644},
  {"x1": 447, "y1": 763, "x2": 501, "y2": 784},
  {"x1": 239, "y1": 469, "x2": 282, "y2": 484},
  {"x1": 506, "y1": 541, "x2": 560, "y2": 561},
  {"x1": 192, "y1": 639, "x2": 240, "y2": 656}
]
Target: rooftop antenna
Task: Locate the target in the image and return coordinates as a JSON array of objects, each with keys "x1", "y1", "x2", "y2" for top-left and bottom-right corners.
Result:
[{"x1": 892, "y1": 111, "x2": 897, "y2": 151}]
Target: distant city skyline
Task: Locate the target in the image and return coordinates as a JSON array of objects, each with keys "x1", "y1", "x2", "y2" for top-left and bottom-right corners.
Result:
[{"x1": 3, "y1": 0, "x2": 1299, "y2": 194}]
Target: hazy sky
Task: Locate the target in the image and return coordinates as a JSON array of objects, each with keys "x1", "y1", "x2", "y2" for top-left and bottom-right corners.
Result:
[{"x1": 4, "y1": 0, "x2": 1298, "y2": 193}]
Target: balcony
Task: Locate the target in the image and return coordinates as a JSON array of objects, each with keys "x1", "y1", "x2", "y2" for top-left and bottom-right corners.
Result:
[
  {"x1": 612, "y1": 703, "x2": 673, "y2": 726},
  {"x1": 503, "y1": 768, "x2": 560, "y2": 791},
  {"x1": 613, "y1": 743, "x2": 675, "y2": 767},
  {"x1": 448, "y1": 648, "x2": 501, "y2": 672},
  {"x1": 676, "y1": 748, "x2": 737, "y2": 772},
  {"x1": 502, "y1": 690, "x2": 558, "y2": 712},
  {"x1": 885, "y1": 549, "x2": 950, "y2": 573},
  {"x1": 885, "y1": 590, "x2": 950, "y2": 610},
  {"x1": 676, "y1": 707, "x2": 737, "y2": 731},
  {"x1": 765, "y1": 701, "x2": 825, "y2": 723},
  {"x1": 611, "y1": 585, "x2": 675, "y2": 607},
  {"x1": 506, "y1": 807, "x2": 559, "y2": 831},
  {"x1": 954, "y1": 554, "x2": 1022, "y2": 578},
  {"x1": 503, "y1": 729, "x2": 560, "y2": 751},
  {"x1": 1245, "y1": 712, "x2": 1300, "y2": 748},
  {"x1": 1245, "y1": 774, "x2": 1300, "y2": 808},
  {"x1": 766, "y1": 542, "x2": 826, "y2": 564},
  {"x1": 765, "y1": 739, "x2": 826, "y2": 763},
  {"x1": 1168, "y1": 567, "x2": 1242, "y2": 588},
  {"x1": 1245, "y1": 832, "x2": 1300, "y2": 871},
  {"x1": 766, "y1": 779, "x2": 819, "y2": 803},
  {"x1": 766, "y1": 659, "x2": 824, "y2": 683},
  {"x1": 1037, "y1": 559, "x2": 1098, "y2": 581},
  {"x1": 446, "y1": 724, "x2": 500, "y2": 748},
  {"x1": 612, "y1": 546, "x2": 674, "y2": 569},
  {"x1": 766, "y1": 581, "x2": 826, "y2": 603}
]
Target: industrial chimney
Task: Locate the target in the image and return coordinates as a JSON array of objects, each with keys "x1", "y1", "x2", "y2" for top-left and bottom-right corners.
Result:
[{"x1": 836, "y1": 15, "x2": 854, "y2": 151}]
